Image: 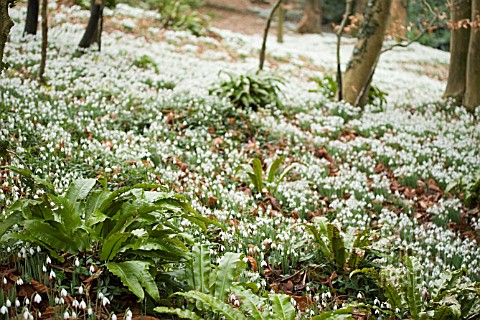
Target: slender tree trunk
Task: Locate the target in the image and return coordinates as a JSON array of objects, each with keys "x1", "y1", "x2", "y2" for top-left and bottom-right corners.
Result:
[
  {"x1": 387, "y1": 0, "x2": 408, "y2": 38},
  {"x1": 24, "y1": 0, "x2": 39, "y2": 35},
  {"x1": 297, "y1": 0, "x2": 322, "y2": 34},
  {"x1": 38, "y1": 0, "x2": 48, "y2": 82},
  {"x1": 354, "y1": 0, "x2": 368, "y2": 14},
  {"x1": 341, "y1": 0, "x2": 392, "y2": 106},
  {"x1": 277, "y1": 2, "x2": 284, "y2": 43},
  {"x1": 79, "y1": 0, "x2": 104, "y2": 50},
  {"x1": 444, "y1": 0, "x2": 472, "y2": 103},
  {"x1": 465, "y1": 0, "x2": 480, "y2": 109},
  {"x1": 259, "y1": 0, "x2": 283, "y2": 71},
  {"x1": 1, "y1": 0, "x2": 14, "y2": 74}
]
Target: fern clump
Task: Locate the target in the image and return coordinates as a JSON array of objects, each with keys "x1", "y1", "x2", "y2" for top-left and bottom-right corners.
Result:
[{"x1": 209, "y1": 71, "x2": 285, "y2": 111}]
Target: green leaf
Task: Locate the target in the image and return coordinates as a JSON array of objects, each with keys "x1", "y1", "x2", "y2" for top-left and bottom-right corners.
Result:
[
  {"x1": 233, "y1": 287, "x2": 268, "y2": 320},
  {"x1": 192, "y1": 244, "x2": 211, "y2": 293},
  {"x1": 100, "y1": 232, "x2": 130, "y2": 261},
  {"x1": 178, "y1": 291, "x2": 247, "y2": 320},
  {"x1": 85, "y1": 189, "x2": 111, "y2": 221},
  {"x1": 23, "y1": 220, "x2": 79, "y2": 253},
  {"x1": 0, "y1": 210, "x2": 23, "y2": 237},
  {"x1": 405, "y1": 256, "x2": 422, "y2": 318},
  {"x1": 269, "y1": 293, "x2": 295, "y2": 320},
  {"x1": 305, "y1": 223, "x2": 331, "y2": 258},
  {"x1": 251, "y1": 158, "x2": 264, "y2": 192},
  {"x1": 267, "y1": 157, "x2": 285, "y2": 183},
  {"x1": 214, "y1": 252, "x2": 245, "y2": 301},
  {"x1": 311, "y1": 306, "x2": 354, "y2": 319},
  {"x1": 328, "y1": 224, "x2": 346, "y2": 269},
  {"x1": 65, "y1": 179, "x2": 97, "y2": 203},
  {"x1": 153, "y1": 307, "x2": 202, "y2": 320},
  {"x1": 106, "y1": 261, "x2": 160, "y2": 301}
]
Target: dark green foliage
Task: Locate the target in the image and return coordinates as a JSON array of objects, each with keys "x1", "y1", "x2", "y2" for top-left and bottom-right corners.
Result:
[
  {"x1": 210, "y1": 71, "x2": 285, "y2": 111},
  {"x1": 446, "y1": 169, "x2": 480, "y2": 208},
  {"x1": 353, "y1": 258, "x2": 480, "y2": 319},
  {"x1": 157, "y1": 0, "x2": 208, "y2": 36},
  {"x1": 0, "y1": 171, "x2": 217, "y2": 301}
]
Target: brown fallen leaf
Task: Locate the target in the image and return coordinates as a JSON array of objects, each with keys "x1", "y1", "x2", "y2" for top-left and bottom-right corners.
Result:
[{"x1": 246, "y1": 256, "x2": 258, "y2": 272}]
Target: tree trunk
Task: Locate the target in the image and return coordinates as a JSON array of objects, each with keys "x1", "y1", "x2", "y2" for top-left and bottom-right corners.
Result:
[
  {"x1": 1, "y1": 0, "x2": 14, "y2": 74},
  {"x1": 387, "y1": 0, "x2": 407, "y2": 38},
  {"x1": 297, "y1": 0, "x2": 322, "y2": 34},
  {"x1": 354, "y1": 0, "x2": 368, "y2": 14},
  {"x1": 24, "y1": 0, "x2": 39, "y2": 35},
  {"x1": 341, "y1": 0, "x2": 392, "y2": 106},
  {"x1": 465, "y1": 0, "x2": 480, "y2": 109},
  {"x1": 79, "y1": 0, "x2": 104, "y2": 50},
  {"x1": 444, "y1": 0, "x2": 471, "y2": 103},
  {"x1": 38, "y1": 0, "x2": 48, "y2": 82}
]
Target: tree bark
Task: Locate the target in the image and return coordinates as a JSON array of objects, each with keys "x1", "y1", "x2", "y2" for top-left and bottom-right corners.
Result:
[
  {"x1": 444, "y1": 0, "x2": 472, "y2": 102},
  {"x1": 297, "y1": 0, "x2": 322, "y2": 34},
  {"x1": 1, "y1": 0, "x2": 14, "y2": 74},
  {"x1": 24, "y1": 0, "x2": 39, "y2": 35},
  {"x1": 341, "y1": 0, "x2": 392, "y2": 106},
  {"x1": 38, "y1": 0, "x2": 48, "y2": 82},
  {"x1": 259, "y1": 0, "x2": 283, "y2": 71},
  {"x1": 79, "y1": 0, "x2": 104, "y2": 50},
  {"x1": 387, "y1": 0, "x2": 408, "y2": 38},
  {"x1": 465, "y1": 0, "x2": 480, "y2": 109}
]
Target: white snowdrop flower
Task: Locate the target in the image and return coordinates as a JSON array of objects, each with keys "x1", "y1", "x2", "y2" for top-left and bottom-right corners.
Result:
[
  {"x1": 17, "y1": 278, "x2": 24, "y2": 285},
  {"x1": 260, "y1": 260, "x2": 268, "y2": 267},
  {"x1": 333, "y1": 305, "x2": 337, "y2": 311},
  {"x1": 25, "y1": 298, "x2": 30, "y2": 305},
  {"x1": 29, "y1": 248, "x2": 35, "y2": 255},
  {"x1": 233, "y1": 299, "x2": 240, "y2": 307},
  {"x1": 78, "y1": 286, "x2": 84, "y2": 294},
  {"x1": 126, "y1": 310, "x2": 133, "y2": 317},
  {"x1": 6, "y1": 299, "x2": 11, "y2": 307},
  {"x1": 89, "y1": 265, "x2": 95, "y2": 273},
  {"x1": 15, "y1": 300, "x2": 20, "y2": 307},
  {"x1": 74, "y1": 258, "x2": 80, "y2": 267},
  {"x1": 102, "y1": 296, "x2": 110, "y2": 306},
  {"x1": 79, "y1": 300, "x2": 87, "y2": 309},
  {"x1": 46, "y1": 256, "x2": 52, "y2": 264},
  {"x1": 23, "y1": 309, "x2": 30, "y2": 319},
  {"x1": 71, "y1": 311, "x2": 77, "y2": 319},
  {"x1": 98, "y1": 292, "x2": 104, "y2": 300},
  {"x1": 375, "y1": 309, "x2": 380, "y2": 315},
  {"x1": 395, "y1": 308, "x2": 400, "y2": 313},
  {"x1": 49, "y1": 270, "x2": 56, "y2": 279},
  {"x1": 0, "y1": 306, "x2": 7, "y2": 315},
  {"x1": 64, "y1": 311, "x2": 70, "y2": 319},
  {"x1": 60, "y1": 297, "x2": 65, "y2": 305},
  {"x1": 42, "y1": 265, "x2": 47, "y2": 272},
  {"x1": 88, "y1": 308, "x2": 93, "y2": 315},
  {"x1": 72, "y1": 299, "x2": 79, "y2": 308},
  {"x1": 111, "y1": 313, "x2": 117, "y2": 320},
  {"x1": 61, "y1": 288, "x2": 68, "y2": 297},
  {"x1": 36, "y1": 246, "x2": 41, "y2": 252},
  {"x1": 374, "y1": 298, "x2": 380, "y2": 305},
  {"x1": 34, "y1": 293, "x2": 42, "y2": 303},
  {"x1": 2, "y1": 277, "x2": 6, "y2": 284},
  {"x1": 357, "y1": 292, "x2": 363, "y2": 299},
  {"x1": 29, "y1": 315, "x2": 33, "y2": 320},
  {"x1": 55, "y1": 297, "x2": 60, "y2": 304}
]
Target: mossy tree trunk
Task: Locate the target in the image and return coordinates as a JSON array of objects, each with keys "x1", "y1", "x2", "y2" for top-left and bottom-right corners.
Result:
[
  {"x1": 79, "y1": 0, "x2": 104, "y2": 50},
  {"x1": 24, "y1": 0, "x2": 39, "y2": 35},
  {"x1": 444, "y1": 0, "x2": 472, "y2": 103},
  {"x1": 297, "y1": 0, "x2": 322, "y2": 34},
  {"x1": 0, "y1": 0, "x2": 14, "y2": 74},
  {"x1": 341, "y1": 0, "x2": 392, "y2": 106},
  {"x1": 465, "y1": 0, "x2": 480, "y2": 109}
]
